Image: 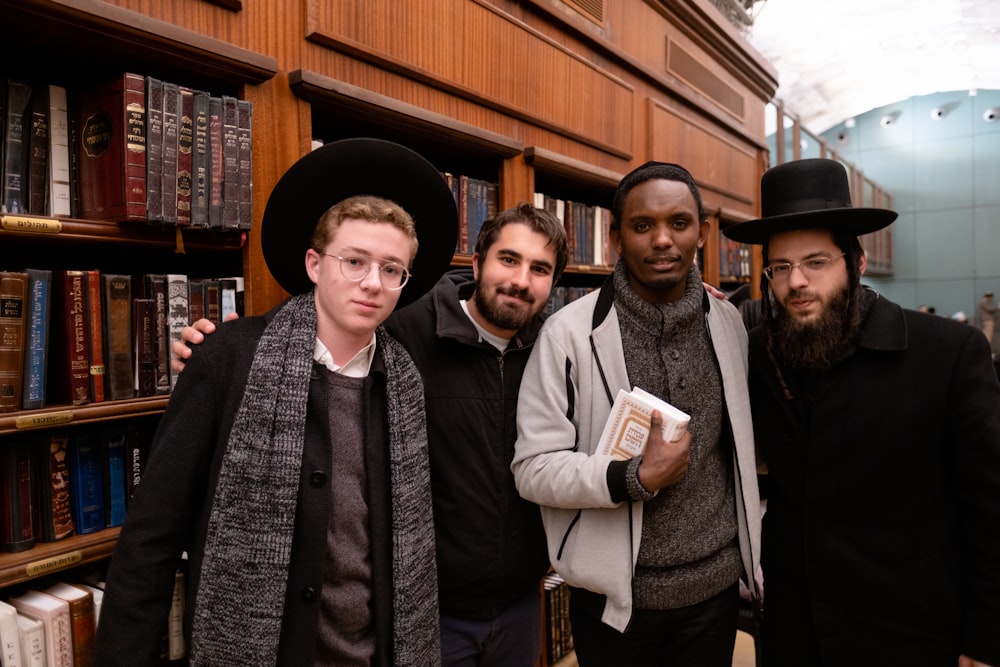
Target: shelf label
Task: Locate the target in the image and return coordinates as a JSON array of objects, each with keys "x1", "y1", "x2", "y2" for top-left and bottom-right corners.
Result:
[
  {"x1": 1, "y1": 215, "x2": 62, "y2": 234},
  {"x1": 25, "y1": 551, "x2": 83, "y2": 577},
  {"x1": 15, "y1": 411, "x2": 75, "y2": 430}
]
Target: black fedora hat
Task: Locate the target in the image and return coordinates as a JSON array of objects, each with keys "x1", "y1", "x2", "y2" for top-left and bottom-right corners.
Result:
[
  {"x1": 723, "y1": 158, "x2": 897, "y2": 244},
  {"x1": 260, "y1": 137, "x2": 458, "y2": 309}
]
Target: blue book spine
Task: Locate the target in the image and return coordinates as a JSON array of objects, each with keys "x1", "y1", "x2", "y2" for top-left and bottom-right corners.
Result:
[
  {"x1": 103, "y1": 427, "x2": 127, "y2": 527},
  {"x1": 21, "y1": 268, "x2": 53, "y2": 410},
  {"x1": 69, "y1": 430, "x2": 106, "y2": 534}
]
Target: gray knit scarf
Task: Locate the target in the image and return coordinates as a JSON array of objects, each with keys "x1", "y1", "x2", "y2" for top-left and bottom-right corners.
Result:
[{"x1": 190, "y1": 292, "x2": 440, "y2": 666}]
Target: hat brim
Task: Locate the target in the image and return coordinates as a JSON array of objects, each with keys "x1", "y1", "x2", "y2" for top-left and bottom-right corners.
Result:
[
  {"x1": 722, "y1": 207, "x2": 897, "y2": 244},
  {"x1": 260, "y1": 137, "x2": 458, "y2": 309}
]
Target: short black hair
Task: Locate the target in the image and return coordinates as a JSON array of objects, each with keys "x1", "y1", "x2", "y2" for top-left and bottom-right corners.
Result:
[
  {"x1": 474, "y1": 201, "x2": 569, "y2": 281},
  {"x1": 611, "y1": 161, "x2": 705, "y2": 230}
]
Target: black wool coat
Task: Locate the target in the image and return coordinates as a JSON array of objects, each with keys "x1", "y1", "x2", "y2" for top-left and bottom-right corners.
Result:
[{"x1": 749, "y1": 292, "x2": 1000, "y2": 666}]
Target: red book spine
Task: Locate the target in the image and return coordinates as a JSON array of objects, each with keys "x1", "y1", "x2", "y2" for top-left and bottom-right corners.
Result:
[
  {"x1": 85, "y1": 270, "x2": 105, "y2": 403},
  {"x1": 53, "y1": 271, "x2": 91, "y2": 405},
  {"x1": 78, "y1": 73, "x2": 146, "y2": 222}
]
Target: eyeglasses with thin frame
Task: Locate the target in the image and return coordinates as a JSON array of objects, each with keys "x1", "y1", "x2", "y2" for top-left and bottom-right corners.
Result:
[
  {"x1": 763, "y1": 252, "x2": 845, "y2": 282},
  {"x1": 324, "y1": 253, "x2": 411, "y2": 290}
]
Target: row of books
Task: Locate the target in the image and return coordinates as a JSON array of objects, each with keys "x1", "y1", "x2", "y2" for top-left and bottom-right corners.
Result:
[
  {"x1": 535, "y1": 193, "x2": 617, "y2": 267},
  {"x1": 541, "y1": 573, "x2": 573, "y2": 666},
  {"x1": 444, "y1": 173, "x2": 498, "y2": 255},
  {"x1": 0, "y1": 73, "x2": 252, "y2": 229},
  {"x1": 0, "y1": 270, "x2": 244, "y2": 414},
  {"x1": 1, "y1": 422, "x2": 154, "y2": 554},
  {"x1": 0, "y1": 567, "x2": 185, "y2": 667},
  {"x1": 719, "y1": 237, "x2": 753, "y2": 280},
  {"x1": 2, "y1": 581, "x2": 103, "y2": 667}
]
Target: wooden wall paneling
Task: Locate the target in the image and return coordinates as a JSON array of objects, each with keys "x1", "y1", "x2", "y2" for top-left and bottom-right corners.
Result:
[
  {"x1": 646, "y1": 98, "x2": 758, "y2": 215},
  {"x1": 241, "y1": 75, "x2": 317, "y2": 315},
  {"x1": 303, "y1": 0, "x2": 635, "y2": 159}
]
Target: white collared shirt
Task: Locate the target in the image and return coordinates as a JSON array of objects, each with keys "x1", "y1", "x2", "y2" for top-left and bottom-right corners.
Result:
[{"x1": 314, "y1": 336, "x2": 376, "y2": 377}]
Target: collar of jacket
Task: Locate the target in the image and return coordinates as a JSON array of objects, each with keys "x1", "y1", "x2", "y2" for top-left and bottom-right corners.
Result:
[
  {"x1": 591, "y1": 270, "x2": 711, "y2": 330},
  {"x1": 853, "y1": 287, "x2": 907, "y2": 352}
]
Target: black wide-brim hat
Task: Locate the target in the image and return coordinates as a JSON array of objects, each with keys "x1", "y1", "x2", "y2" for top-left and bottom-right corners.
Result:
[
  {"x1": 723, "y1": 158, "x2": 897, "y2": 244},
  {"x1": 260, "y1": 137, "x2": 458, "y2": 309}
]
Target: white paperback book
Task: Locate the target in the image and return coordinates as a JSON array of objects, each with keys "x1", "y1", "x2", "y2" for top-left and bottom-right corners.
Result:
[{"x1": 596, "y1": 387, "x2": 690, "y2": 460}]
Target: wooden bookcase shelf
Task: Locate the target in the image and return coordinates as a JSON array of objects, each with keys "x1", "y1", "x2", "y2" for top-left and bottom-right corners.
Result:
[
  {"x1": 0, "y1": 396, "x2": 169, "y2": 437},
  {"x1": 0, "y1": 529, "x2": 121, "y2": 589}
]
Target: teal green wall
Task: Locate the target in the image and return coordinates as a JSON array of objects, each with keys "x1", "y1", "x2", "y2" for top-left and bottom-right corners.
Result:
[{"x1": 818, "y1": 90, "x2": 1000, "y2": 320}]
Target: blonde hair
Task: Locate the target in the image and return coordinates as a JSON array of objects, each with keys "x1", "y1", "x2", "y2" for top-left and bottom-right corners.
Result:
[{"x1": 312, "y1": 195, "x2": 419, "y2": 264}]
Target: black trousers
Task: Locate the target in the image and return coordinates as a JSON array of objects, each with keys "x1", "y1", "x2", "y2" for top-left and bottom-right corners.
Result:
[{"x1": 569, "y1": 583, "x2": 739, "y2": 667}]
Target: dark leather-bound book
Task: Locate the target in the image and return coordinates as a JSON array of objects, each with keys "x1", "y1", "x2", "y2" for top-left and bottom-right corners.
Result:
[
  {"x1": 236, "y1": 99, "x2": 253, "y2": 230},
  {"x1": 161, "y1": 81, "x2": 179, "y2": 225},
  {"x1": 77, "y1": 72, "x2": 146, "y2": 222},
  {"x1": 50, "y1": 270, "x2": 91, "y2": 406},
  {"x1": 21, "y1": 268, "x2": 52, "y2": 410},
  {"x1": 204, "y1": 279, "x2": 221, "y2": 324},
  {"x1": 175, "y1": 85, "x2": 194, "y2": 227},
  {"x1": 187, "y1": 278, "x2": 205, "y2": 326},
  {"x1": 208, "y1": 96, "x2": 224, "y2": 228},
  {"x1": 143, "y1": 274, "x2": 171, "y2": 394},
  {"x1": 0, "y1": 271, "x2": 28, "y2": 413},
  {"x1": 2, "y1": 79, "x2": 32, "y2": 214},
  {"x1": 0, "y1": 437, "x2": 34, "y2": 553},
  {"x1": 132, "y1": 297, "x2": 157, "y2": 398},
  {"x1": 145, "y1": 76, "x2": 164, "y2": 222},
  {"x1": 101, "y1": 273, "x2": 133, "y2": 401},
  {"x1": 32, "y1": 430, "x2": 76, "y2": 542},
  {"x1": 26, "y1": 82, "x2": 49, "y2": 216},
  {"x1": 221, "y1": 95, "x2": 239, "y2": 229},
  {"x1": 191, "y1": 89, "x2": 211, "y2": 227}
]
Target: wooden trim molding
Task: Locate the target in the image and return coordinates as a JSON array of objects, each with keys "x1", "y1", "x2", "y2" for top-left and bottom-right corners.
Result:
[{"x1": 289, "y1": 70, "x2": 525, "y2": 158}]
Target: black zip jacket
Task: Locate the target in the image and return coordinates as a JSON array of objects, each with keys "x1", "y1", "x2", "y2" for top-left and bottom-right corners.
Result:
[{"x1": 385, "y1": 269, "x2": 551, "y2": 619}]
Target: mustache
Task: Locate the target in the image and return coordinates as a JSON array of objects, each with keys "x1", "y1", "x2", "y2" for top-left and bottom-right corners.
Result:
[
  {"x1": 785, "y1": 288, "x2": 818, "y2": 301},
  {"x1": 496, "y1": 285, "x2": 534, "y2": 303},
  {"x1": 645, "y1": 254, "x2": 682, "y2": 264}
]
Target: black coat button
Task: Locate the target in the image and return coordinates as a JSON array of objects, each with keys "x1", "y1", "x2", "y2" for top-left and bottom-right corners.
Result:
[
  {"x1": 302, "y1": 587, "x2": 317, "y2": 602},
  {"x1": 309, "y1": 471, "x2": 327, "y2": 487}
]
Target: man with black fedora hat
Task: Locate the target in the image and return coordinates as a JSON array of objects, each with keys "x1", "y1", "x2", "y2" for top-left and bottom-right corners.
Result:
[
  {"x1": 95, "y1": 138, "x2": 459, "y2": 666},
  {"x1": 725, "y1": 158, "x2": 1000, "y2": 666}
]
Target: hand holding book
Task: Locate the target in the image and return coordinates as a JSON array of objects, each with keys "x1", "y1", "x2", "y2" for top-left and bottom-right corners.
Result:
[{"x1": 637, "y1": 411, "x2": 691, "y2": 491}]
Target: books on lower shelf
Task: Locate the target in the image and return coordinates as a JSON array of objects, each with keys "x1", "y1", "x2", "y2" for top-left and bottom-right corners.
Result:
[
  {"x1": 8, "y1": 590, "x2": 72, "y2": 667},
  {"x1": 596, "y1": 387, "x2": 690, "y2": 460}
]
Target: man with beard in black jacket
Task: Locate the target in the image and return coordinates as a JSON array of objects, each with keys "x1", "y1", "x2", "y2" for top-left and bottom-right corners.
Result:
[{"x1": 175, "y1": 201, "x2": 569, "y2": 666}]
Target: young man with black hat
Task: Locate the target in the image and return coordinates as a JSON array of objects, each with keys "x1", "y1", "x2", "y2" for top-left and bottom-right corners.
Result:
[
  {"x1": 512, "y1": 161, "x2": 761, "y2": 666},
  {"x1": 172, "y1": 200, "x2": 569, "y2": 666},
  {"x1": 724, "y1": 158, "x2": 1000, "y2": 667},
  {"x1": 95, "y1": 139, "x2": 458, "y2": 666}
]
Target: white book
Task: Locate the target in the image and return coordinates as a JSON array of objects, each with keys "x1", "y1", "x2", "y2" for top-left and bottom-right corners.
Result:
[
  {"x1": 596, "y1": 387, "x2": 690, "y2": 460},
  {"x1": 15, "y1": 615, "x2": 44, "y2": 667},
  {"x1": 46, "y1": 85, "x2": 71, "y2": 217},
  {"x1": 0, "y1": 600, "x2": 24, "y2": 667},
  {"x1": 8, "y1": 591, "x2": 71, "y2": 667}
]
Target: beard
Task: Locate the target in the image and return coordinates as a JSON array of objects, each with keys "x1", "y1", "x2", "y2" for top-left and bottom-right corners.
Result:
[
  {"x1": 472, "y1": 280, "x2": 538, "y2": 332},
  {"x1": 772, "y1": 285, "x2": 859, "y2": 370}
]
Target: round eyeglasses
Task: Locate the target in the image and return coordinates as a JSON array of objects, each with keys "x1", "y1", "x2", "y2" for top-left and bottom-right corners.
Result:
[
  {"x1": 763, "y1": 253, "x2": 845, "y2": 282},
  {"x1": 324, "y1": 254, "x2": 411, "y2": 290}
]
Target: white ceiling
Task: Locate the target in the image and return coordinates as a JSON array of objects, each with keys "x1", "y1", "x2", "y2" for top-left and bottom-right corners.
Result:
[{"x1": 744, "y1": 0, "x2": 1000, "y2": 134}]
